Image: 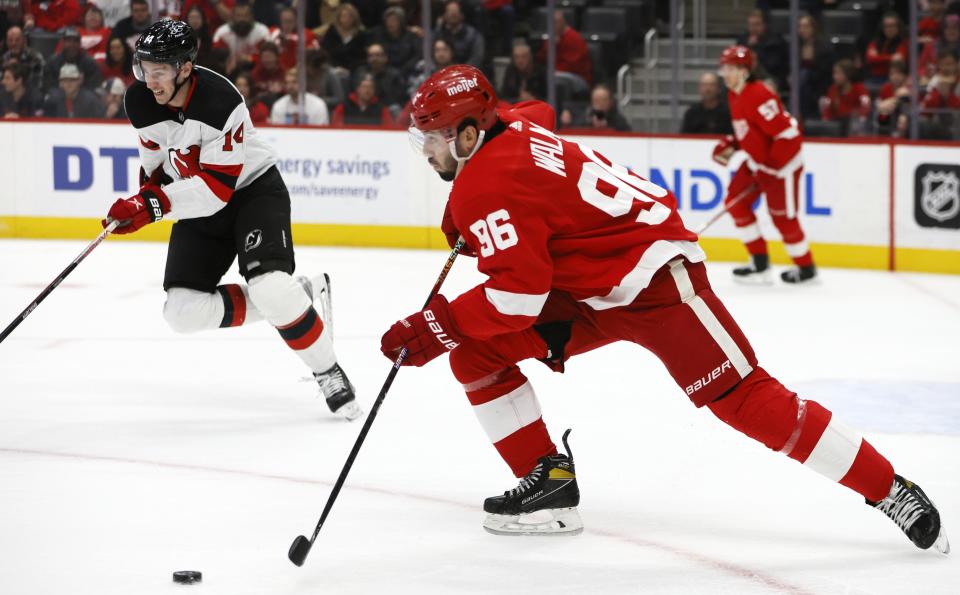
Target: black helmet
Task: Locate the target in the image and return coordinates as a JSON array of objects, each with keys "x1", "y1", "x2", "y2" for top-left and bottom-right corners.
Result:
[{"x1": 133, "y1": 20, "x2": 199, "y2": 80}]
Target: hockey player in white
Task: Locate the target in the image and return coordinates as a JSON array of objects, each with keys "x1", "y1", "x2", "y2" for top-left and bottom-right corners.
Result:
[{"x1": 102, "y1": 20, "x2": 362, "y2": 420}]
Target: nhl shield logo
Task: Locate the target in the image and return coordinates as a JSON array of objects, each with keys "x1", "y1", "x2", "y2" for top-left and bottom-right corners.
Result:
[
  {"x1": 915, "y1": 164, "x2": 960, "y2": 229},
  {"x1": 244, "y1": 229, "x2": 263, "y2": 252}
]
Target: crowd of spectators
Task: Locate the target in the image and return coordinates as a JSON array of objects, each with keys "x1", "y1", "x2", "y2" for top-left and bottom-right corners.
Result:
[
  {"x1": 683, "y1": 2, "x2": 960, "y2": 140},
  {"x1": 0, "y1": 0, "x2": 630, "y2": 132}
]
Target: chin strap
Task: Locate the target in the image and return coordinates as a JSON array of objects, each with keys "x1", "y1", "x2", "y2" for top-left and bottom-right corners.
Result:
[
  {"x1": 448, "y1": 129, "x2": 486, "y2": 178},
  {"x1": 171, "y1": 66, "x2": 193, "y2": 102}
]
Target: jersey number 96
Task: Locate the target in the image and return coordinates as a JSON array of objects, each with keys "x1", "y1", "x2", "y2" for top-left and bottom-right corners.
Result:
[{"x1": 469, "y1": 209, "x2": 518, "y2": 257}]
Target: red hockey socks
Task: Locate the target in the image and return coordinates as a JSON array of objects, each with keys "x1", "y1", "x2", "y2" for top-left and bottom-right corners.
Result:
[
  {"x1": 463, "y1": 370, "x2": 557, "y2": 477},
  {"x1": 708, "y1": 368, "x2": 894, "y2": 502}
]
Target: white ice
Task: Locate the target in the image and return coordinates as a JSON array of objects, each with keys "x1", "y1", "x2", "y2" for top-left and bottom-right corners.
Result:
[{"x1": 1, "y1": 239, "x2": 958, "y2": 595}]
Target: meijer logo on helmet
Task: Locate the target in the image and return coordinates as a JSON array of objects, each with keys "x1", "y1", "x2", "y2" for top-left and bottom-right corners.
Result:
[{"x1": 446, "y1": 77, "x2": 479, "y2": 96}]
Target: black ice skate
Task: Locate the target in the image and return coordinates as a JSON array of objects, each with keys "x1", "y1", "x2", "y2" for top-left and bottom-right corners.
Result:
[
  {"x1": 780, "y1": 265, "x2": 817, "y2": 284},
  {"x1": 732, "y1": 254, "x2": 773, "y2": 285},
  {"x1": 869, "y1": 474, "x2": 950, "y2": 554},
  {"x1": 314, "y1": 363, "x2": 363, "y2": 421},
  {"x1": 482, "y1": 429, "x2": 582, "y2": 536}
]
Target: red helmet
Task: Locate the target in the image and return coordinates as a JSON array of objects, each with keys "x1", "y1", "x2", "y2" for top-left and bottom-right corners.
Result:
[
  {"x1": 410, "y1": 65, "x2": 498, "y2": 137},
  {"x1": 719, "y1": 45, "x2": 754, "y2": 70}
]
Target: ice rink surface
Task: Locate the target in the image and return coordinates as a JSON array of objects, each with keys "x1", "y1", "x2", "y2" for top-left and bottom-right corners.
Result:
[{"x1": 1, "y1": 239, "x2": 958, "y2": 595}]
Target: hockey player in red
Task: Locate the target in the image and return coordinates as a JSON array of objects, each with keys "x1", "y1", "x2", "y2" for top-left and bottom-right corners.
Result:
[
  {"x1": 380, "y1": 65, "x2": 949, "y2": 553},
  {"x1": 713, "y1": 45, "x2": 817, "y2": 284},
  {"x1": 101, "y1": 21, "x2": 362, "y2": 420}
]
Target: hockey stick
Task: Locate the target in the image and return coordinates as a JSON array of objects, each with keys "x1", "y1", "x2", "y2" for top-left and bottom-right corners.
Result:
[
  {"x1": 288, "y1": 237, "x2": 466, "y2": 567},
  {"x1": 694, "y1": 183, "x2": 758, "y2": 235},
  {"x1": 0, "y1": 219, "x2": 120, "y2": 345}
]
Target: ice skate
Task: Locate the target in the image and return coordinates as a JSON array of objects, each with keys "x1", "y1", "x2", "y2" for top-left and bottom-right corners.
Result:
[
  {"x1": 314, "y1": 363, "x2": 364, "y2": 421},
  {"x1": 869, "y1": 474, "x2": 950, "y2": 554},
  {"x1": 483, "y1": 429, "x2": 583, "y2": 536},
  {"x1": 297, "y1": 273, "x2": 334, "y2": 334},
  {"x1": 780, "y1": 265, "x2": 817, "y2": 284},
  {"x1": 732, "y1": 254, "x2": 773, "y2": 285}
]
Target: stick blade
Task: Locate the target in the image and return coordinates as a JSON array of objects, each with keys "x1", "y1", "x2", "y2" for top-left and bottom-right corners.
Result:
[{"x1": 288, "y1": 535, "x2": 312, "y2": 567}]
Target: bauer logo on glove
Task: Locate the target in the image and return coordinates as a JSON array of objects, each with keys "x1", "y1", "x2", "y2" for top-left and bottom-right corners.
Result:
[
  {"x1": 380, "y1": 296, "x2": 463, "y2": 366},
  {"x1": 103, "y1": 187, "x2": 171, "y2": 234}
]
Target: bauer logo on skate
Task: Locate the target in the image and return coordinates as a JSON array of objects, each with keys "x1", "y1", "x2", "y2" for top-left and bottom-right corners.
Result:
[{"x1": 685, "y1": 360, "x2": 732, "y2": 396}]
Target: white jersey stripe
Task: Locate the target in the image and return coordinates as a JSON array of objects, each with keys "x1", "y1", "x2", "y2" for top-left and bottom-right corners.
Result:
[
  {"x1": 803, "y1": 416, "x2": 864, "y2": 481},
  {"x1": 472, "y1": 381, "x2": 543, "y2": 444},
  {"x1": 484, "y1": 288, "x2": 549, "y2": 317},
  {"x1": 582, "y1": 240, "x2": 706, "y2": 311},
  {"x1": 669, "y1": 260, "x2": 753, "y2": 378}
]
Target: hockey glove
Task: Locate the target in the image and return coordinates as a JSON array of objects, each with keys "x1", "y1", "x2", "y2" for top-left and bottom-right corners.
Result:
[
  {"x1": 441, "y1": 202, "x2": 476, "y2": 257},
  {"x1": 102, "y1": 186, "x2": 171, "y2": 235},
  {"x1": 712, "y1": 135, "x2": 738, "y2": 166},
  {"x1": 380, "y1": 295, "x2": 463, "y2": 367}
]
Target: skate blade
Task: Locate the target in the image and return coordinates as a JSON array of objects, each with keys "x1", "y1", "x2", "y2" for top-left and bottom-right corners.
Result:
[
  {"x1": 482, "y1": 507, "x2": 583, "y2": 536},
  {"x1": 332, "y1": 400, "x2": 364, "y2": 422},
  {"x1": 780, "y1": 273, "x2": 820, "y2": 286},
  {"x1": 934, "y1": 526, "x2": 950, "y2": 555},
  {"x1": 732, "y1": 270, "x2": 774, "y2": 286}
]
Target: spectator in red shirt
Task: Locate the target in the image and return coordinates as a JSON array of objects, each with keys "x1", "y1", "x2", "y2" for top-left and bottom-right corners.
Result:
[
  {"x1": 920, "y1": 14, "x2": 960, "y2": 85},
  {"x1": 921, "y1": 51, "x2": 960, "y2": 138},
  {"x1": 331, "y1": 74, "x2": 392, "y2": 127},
  {"x1": 24, "y1": 0, "x2": 80, "y2": 32},
  {"x1": 58, "y1": 4, "x2": 111, "y2": 62},
  {"x1": 250, "y1": 41, "x2": 285, "y2": 104},
  {"x1": 876, "y1": 59, "x2": 910, "y2": 136},
  {"x1": 923, "y1": 52, "x2": 960, "y2": 111},
  {"x1": 820, "y1": 58, "x2": 871, "y2": 135},
  {"x1": 536, "y1": 9, "x2": 592, "y2": 88},
  {"x1": 919, "y1": 0, "x2": 946, "y2": 44},
  {"x1": 271, "y1": 6, "x2": 320, "y2": 72},
  {"x1": 865, "y1": 12, "x2": 908, "y2": 84},
  {"x1": 98, "y1": 35, "x2": 133, "y2": 84},
  {"x1": 233, "y1": 71, "x2": 269, "y2": 124}
]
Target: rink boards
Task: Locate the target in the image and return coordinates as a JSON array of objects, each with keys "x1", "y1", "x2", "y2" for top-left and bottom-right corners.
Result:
[{"x1": 0, "y1": 120, "x2": 957, "y2": 274}]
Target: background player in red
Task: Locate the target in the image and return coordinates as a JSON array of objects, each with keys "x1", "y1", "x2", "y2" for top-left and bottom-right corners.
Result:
[
  {"x1": 380, "y1": 65, "x2": 948, "y2": 554},
  {"x1": 101, "y1": 20, "x2": 362, "y2": 420},
  {"x1": 713, "y1": 45, "x2": 817, "y2": 284}
]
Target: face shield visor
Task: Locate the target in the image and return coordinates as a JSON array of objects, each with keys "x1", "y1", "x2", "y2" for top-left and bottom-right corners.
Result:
[
  {"x1": 133, "y1": 58, "x2": 181, "y2": 84},
  {"x1": 409, "y1": 126, "x2": 456, "y2": 157}
]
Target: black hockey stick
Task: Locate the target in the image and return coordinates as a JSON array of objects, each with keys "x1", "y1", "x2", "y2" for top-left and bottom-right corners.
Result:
[
  {"x1": 695, "y1": 183, "x2": 759, "y2": 235},
  {"x1": 0, "y1": 219, "x2": 120, "y2": 345},
  {"x1": 288, "y1": 237, "x2": 466, "y2": 567}
]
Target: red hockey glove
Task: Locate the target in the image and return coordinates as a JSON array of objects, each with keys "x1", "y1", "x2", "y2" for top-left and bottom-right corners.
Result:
[
  {"x1": 441, "y1": 202, "x2": 476, "y2": 256},
  {"x1": 380, "y1": 295, "x2": 463, "y2": 367},
  {"x1": 102, "y1": 186, "x2": 170, "y2": 235},
  {"x1": 712, "y1": 135, "x2": 738, "y2": 166}
]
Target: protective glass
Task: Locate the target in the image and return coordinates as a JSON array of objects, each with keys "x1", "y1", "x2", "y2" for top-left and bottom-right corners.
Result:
[{"x1": 133, "y1": 60, "x2": 179, "y2": 83}]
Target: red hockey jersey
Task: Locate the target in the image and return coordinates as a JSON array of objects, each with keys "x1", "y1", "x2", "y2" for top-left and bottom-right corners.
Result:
[
  {"x1": 447, "y1": 103, "x2": 703, "y2": 341},
  {"x1": 728, "y1": 81, "x2": 802, "y2": 174}
]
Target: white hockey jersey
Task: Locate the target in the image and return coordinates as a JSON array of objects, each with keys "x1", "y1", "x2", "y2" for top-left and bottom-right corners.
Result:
[{"x1": 125, "y1": 66, "x2": 278, "y2": 221}]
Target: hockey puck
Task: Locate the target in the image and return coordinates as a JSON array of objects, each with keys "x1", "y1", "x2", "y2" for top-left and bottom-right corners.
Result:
[{"x1": 172, "y1": 570, "x2": 202, "y2": 584}]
